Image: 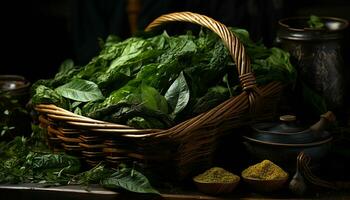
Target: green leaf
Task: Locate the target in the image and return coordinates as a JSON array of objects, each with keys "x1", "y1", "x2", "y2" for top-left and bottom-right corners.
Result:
[
  {"x1": 127, "y1": 117, "x2": 151, "y2": 129},
  {"x1": 52, "y1": 59, "x2": 82, "y2": 86},
  {"x1": 165, "y1": 72, "x2": 190, "y2": 117},
  {"x1": 141, "y1": 83, "x2": 168, "y2": 114},
  {"x1": 106, "y1": 38, "x2": 157, "y2": 75},
  {"x1": 141, "y1": 84, "x2": 159, "y2": 110},
  {"x1": 192, "y1": 86, "x2": 230, "y2": 114},
  {"x1": 71, "y1": 101, "x2": 82, "y2": 108},
  {"x1": 101, "y1": 168, "x2": 159, "y2": 194},
  {"x1": 31, "y1": 85, "x2": 68, "y2": 108},
  {"x1": 55, "y1": 79, "x2": 104, "y2": 102},
  {"x1": 308, "y1": 15, "x2": 325, "y2": 29},
  {"x1": 74, "y1": 163, "x2": 113, "y2": 185},
  {"x1": 55, "y1": 59, "x2": 74, "y2": 79},
  {"x1": 74, "y1": 107, "x2": 82, "y2": 115},
  {"x1": 26, "y1": 152, "x2": 80, "y2": 174},
  {"x1": 1, "y1": 130, "x2": 5, "y2": 137}
]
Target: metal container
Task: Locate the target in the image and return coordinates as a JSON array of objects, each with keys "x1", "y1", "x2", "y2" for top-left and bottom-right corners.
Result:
[{"x1": 277, "y1": 17, "x2": 348, "y2": 114}]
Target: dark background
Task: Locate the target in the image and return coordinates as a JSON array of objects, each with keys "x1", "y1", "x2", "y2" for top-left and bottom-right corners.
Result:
[
  {"x1": 1, "y1": 0, "x2": 349, "y2": 83},
  {"x1": 1, "y1": 0, "x2": 350, "y2": 184}
]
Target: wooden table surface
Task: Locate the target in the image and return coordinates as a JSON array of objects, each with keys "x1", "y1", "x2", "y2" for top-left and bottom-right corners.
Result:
[{"x1": 0, "y1": 183, "x2": 349, "y2": 200}]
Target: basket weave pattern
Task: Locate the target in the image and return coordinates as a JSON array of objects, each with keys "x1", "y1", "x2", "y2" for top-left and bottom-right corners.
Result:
[{"x1": 35, "y1": 12, "x2": 283, "y2": 179}]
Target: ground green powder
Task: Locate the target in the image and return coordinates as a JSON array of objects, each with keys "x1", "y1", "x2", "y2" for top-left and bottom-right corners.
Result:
[
  {"x1": 194, "y1": 167, "x2": 240, "y2": 183},
  {"x1": 242, "y1": 160, "x2": 288, "y2": 180}
]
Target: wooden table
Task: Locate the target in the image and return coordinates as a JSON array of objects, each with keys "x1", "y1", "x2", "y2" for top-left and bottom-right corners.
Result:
[{"x1": 1, "y1": 183, "x2": 349, "y2": 200}]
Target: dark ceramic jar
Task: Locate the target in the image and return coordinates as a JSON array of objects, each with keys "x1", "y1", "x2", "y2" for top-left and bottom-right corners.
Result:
[
  {"x1": 0, "y1": 75, "x2": 30, "y2": 104},
  {"x1": 277, "y1": 17, "x2": 348, "y2": 116},
  {"x1": 0, "y1": 75, "x2": 31, "y2": 140}
]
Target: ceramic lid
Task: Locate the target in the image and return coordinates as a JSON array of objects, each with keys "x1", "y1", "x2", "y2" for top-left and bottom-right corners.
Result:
[{"x1": 259, "y1": 115, "x2": 307, "y2": 134}]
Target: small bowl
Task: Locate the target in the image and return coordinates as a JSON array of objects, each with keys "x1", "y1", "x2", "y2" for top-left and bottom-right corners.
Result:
[
  {"x1": 193, "y1": 178, "x2": 240, "y2": 195},
  {"x1": 242, "y1": 176, "x2": 288, "y2": 192},
  {"x1": 0, "y1": 75, "x2": 30, "y2": 104}
]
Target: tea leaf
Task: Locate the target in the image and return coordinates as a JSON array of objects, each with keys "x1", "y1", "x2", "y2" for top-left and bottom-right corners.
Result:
[
  {"x1": 101, "y1": 167, "x2": 159, "y2": 194},
  {"x1": 165, "y1": 72, "x2": 190, "y2": 118},
  {"x1": 308, "y1": 15, "x2": 325, "y2": 29},
  {"x1": 55, "y1": 79, "x2": 104, "y2": 102}
]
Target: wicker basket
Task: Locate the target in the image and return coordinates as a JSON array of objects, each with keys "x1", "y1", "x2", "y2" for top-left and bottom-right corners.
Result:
[{"x1": 35, "y1": 12, "x2": 283, "y2": 180}]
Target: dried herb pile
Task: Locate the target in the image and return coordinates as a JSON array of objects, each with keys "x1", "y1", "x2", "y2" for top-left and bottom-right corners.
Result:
[{"x1": 0, "y1": 127, "x2": 158, "y2": 194}]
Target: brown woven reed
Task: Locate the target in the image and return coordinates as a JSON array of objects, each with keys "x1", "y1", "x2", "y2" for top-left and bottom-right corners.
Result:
[{"x1": 35, "y1": 12, "x2": 283, "y2": 179}]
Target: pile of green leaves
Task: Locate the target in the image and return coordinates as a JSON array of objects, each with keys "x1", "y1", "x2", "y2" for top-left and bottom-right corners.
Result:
[
  {"x1": 31, "y1": 28, "x2": 296, "y2": 129},
  {"x1": 0, "y1": 135, "x2": 79, "y2": 184},
  {"x1": 0, "y1": 128, "x2": 158, "y2": 194}
]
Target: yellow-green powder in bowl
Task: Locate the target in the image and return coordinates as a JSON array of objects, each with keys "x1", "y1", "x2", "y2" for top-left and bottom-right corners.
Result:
[
  {"x1": 242, "y1": 160, "x2": 288, "y2": 180},
  {"x1": 194, "y1": 167, "x2": 240, "y2": 183}
]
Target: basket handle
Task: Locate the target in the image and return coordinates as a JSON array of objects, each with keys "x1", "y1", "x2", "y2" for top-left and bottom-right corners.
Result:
[{"x1": 145, "y1": 12, "x2": 260, "y2": 111}]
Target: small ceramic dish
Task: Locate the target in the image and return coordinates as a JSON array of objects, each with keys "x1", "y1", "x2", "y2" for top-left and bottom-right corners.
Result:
[
  {"x1": 242, "y1": 175, "x2": 289, "y2": 192},
  {"x1": 193, "y1": 167, "x2": 240, "y2": 195},
  {"x1": 193, "y1": 178, "x2": 240, "y2": 195}
]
